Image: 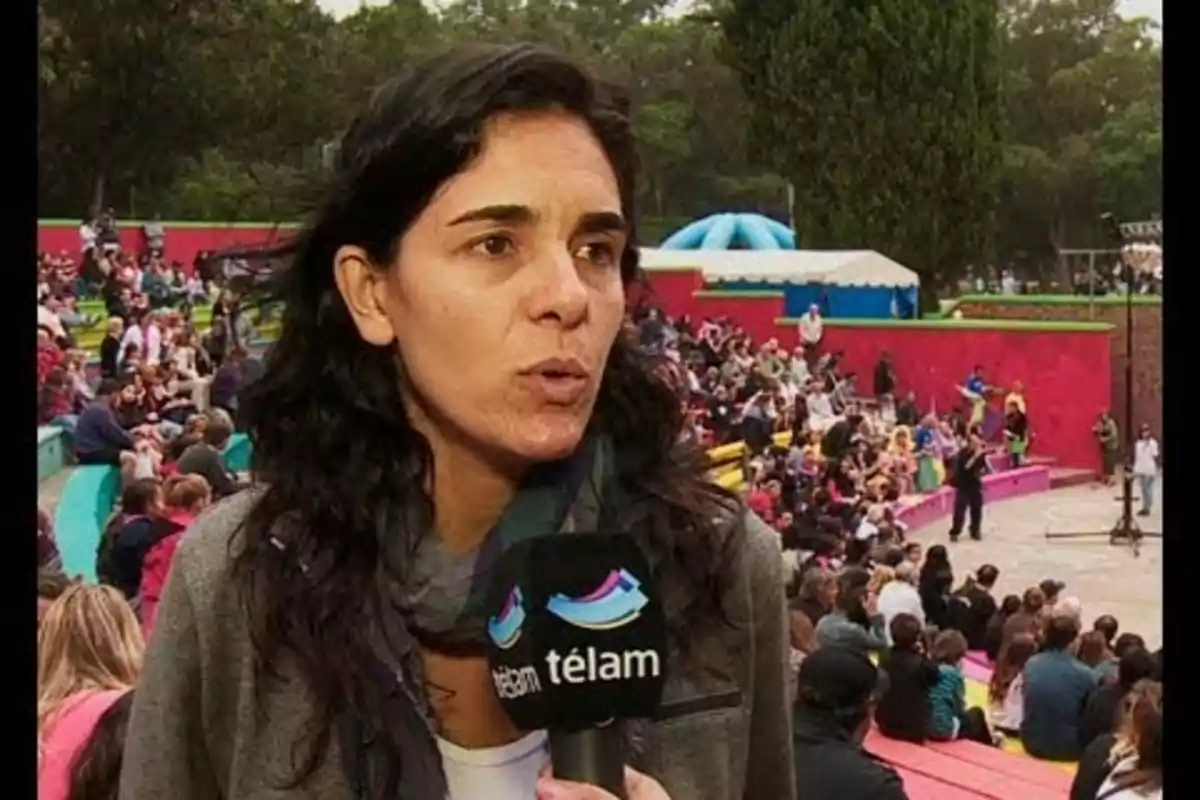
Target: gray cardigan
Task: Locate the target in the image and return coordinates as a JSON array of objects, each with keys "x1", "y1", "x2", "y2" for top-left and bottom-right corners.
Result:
[{"x1": 119, "y1": 490, "x2": 796, "y2": 800}]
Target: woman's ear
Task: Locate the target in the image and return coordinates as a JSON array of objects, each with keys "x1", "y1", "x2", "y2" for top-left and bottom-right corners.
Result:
[{"x1": 333, "y1": 246, "x2": 396, "y2": 346}]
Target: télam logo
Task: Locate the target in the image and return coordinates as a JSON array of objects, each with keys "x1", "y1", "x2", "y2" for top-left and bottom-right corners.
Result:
[
  {"x1": 486, "y1": 586, "x2": 526, "y2": 650},
  {"x1": 546, "y1": 568, "x2": 649, "y2": 630},
  {"x1": 489, "y1": 570, "x2": 661, "y2": 701}
]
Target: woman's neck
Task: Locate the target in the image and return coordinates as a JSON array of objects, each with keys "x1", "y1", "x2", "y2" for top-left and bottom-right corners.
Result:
[
  {"x1": 417, "y1": 419, "x2": 523, "y2": 554},
  {"x1": 433, "y1": 455, "x2": 518, "y2": 554}
]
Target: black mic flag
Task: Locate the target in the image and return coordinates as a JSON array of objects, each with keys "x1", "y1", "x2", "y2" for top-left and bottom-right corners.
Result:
[{"x1": 484, "y1": 533, "x2": 668, "y2": 798}]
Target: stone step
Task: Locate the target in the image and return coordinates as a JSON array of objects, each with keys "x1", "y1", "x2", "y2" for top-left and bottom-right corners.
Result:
[{"x1": 1049, "y1": 467, "x2": 1097, "y2": 489}]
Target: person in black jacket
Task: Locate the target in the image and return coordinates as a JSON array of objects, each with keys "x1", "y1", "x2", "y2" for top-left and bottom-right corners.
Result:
[
  {"x1": 1078, "y1": 646, "x2": 1156, "y2": 750},
  {"x1": 1003, "y1": 400, "x2": 1029, "y2": 468},
  {"x1": 918, "y1": 544, "x2": 955, "y2": 630},
  {"x1": 875, "y1": 613, "x2": 940, "y2": 743},
  {"x1": 953, "y1": 564, "x2": 1000, "y2": 650},
  {"x1": 99, "y1": 317, "x2": 124, "y2": 379},
  {"x1": 949, "y1": 427, "x2": 988, "y2": 542},
  {"x1": 873, "y1": 352, "x2": 896, "y2": 399},
  {"x1": 101, "y1": 479, "x2": 186, "y2": 602},
  {"x1": 793, "y1": 646, "x2": 909, "y2": 800}
]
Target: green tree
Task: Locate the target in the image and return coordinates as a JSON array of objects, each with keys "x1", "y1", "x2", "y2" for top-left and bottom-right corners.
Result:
[
  {"x1": 995, "y1": 0, "x2": 1161, "y2": 279},
  {"x1": 720, "y1": 0, "x2": 1002, "y2": 308},
  {"x1": 38, "y1": 0, "x2": 343, "y2": 218}
]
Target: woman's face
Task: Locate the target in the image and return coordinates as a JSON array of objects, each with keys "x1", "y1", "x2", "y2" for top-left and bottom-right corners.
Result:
[{"x1": 337, "y1": 111, "x2": 628, "y2": 465}]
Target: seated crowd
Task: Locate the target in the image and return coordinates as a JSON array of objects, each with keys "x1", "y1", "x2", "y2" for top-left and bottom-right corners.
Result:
[
  {"x1": 35, "y1": 301, "x2": 1160, "y2": 800},
  {"x1": 634, "y1": 306, "x2": 1161, "y2": 797},
  {"x1": 38, "y1": 237, "x2": 264, "y2": 487},
  {"x1": 778, "y1": 510, "x2": 1162, "y2": 798}
]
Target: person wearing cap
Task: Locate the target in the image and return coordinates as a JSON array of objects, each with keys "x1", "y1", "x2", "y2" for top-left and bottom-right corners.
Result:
[{"x1": 792, "y1": 646, "x2": 909, "y2": 799}]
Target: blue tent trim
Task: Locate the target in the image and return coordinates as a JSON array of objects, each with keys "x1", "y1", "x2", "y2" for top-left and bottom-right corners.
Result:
[
  {"x1": 662, "y1": 213, "x2": 795, "y2": 250},
  {"x1": 713, "y1": 280, "x2": 919, "y2": 320}
]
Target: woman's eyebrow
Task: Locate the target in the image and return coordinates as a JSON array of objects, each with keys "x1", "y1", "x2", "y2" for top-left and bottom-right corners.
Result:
[
  {"x1": 448, "y1": 204, "x2": 538, "y2": 227},
  {"x1": 575, "y1": 211, "x2": 628, "y2": 237},
  {"x1": 447, "y1": 206, "x2": 627, "y2": 237}
]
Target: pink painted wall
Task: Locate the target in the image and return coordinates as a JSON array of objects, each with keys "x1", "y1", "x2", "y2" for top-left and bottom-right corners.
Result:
[
  {"x1": 690, "y1": 292, "x2": 786, "y2": 344},
  {"x1": 38, "y1": 220, "x2": 297, "y2": 275},
  {"x1": 815, "y1": 324, "x2": 1111, "y2": 471},
  {"x1": 630, "y1": 268, "x2": 704, "y2": 319},
  {"x1": 635, "y1": 268, "x2": 1111, "y2": 470}
]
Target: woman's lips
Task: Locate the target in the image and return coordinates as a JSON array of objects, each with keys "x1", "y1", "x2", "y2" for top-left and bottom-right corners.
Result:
[{"x1": 517, "y1": 372, "x2": 590, "y2": 404}]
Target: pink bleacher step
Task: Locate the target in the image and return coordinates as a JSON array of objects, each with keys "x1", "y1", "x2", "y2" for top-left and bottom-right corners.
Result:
[
  {"x1": 922, "y1": 739, "x2": 1074, "y2": 793},
  {"x1": 896, "y1": 767, "x2": 990, "y2": 800},
  {"x1": 1049, "y1": 467, "x2": 1097, "y2": 489},
  {"x1": 864, "y1": 730, "x2": 1067, "y2": 800}
]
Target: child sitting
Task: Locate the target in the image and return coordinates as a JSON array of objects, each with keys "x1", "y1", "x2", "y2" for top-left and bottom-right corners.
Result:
[
  {"x1": 928, "y1": 629, "x2": 1000, "y2": 745},
  {"x1": 988, "y1": 631, "x2": 1037, "y2": 735}
]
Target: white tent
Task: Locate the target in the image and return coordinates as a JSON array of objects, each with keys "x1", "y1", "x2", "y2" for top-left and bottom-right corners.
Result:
[{"x1": 638, "y1": 248, "x2": 919, "y2": 288}]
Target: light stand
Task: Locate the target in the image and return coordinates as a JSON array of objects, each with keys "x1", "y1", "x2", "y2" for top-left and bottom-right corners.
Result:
[{"x1": 1044, "y1": 213, "x2": 1161, "y2": 557}]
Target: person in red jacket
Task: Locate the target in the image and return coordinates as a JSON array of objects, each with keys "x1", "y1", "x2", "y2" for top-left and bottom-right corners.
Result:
[{"x1": 138, "y1": 474, "x2": 211, "y2": 640}]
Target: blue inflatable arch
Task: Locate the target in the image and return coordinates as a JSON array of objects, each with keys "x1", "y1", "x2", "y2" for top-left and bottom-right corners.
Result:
[{"x1": 661, "y1": 213, "x2": 796, "y2": 251}]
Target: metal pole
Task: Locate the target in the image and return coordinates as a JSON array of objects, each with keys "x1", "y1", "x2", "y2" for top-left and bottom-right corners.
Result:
[
  {"x1": 786, "y1": 181, "x2": 796, "y2": 234},
  {"x1": 1125, "y1": 257, "x2": 1135, "y2": 484},
  {"x1": 1087, "y1": 251, "x2": 1096, "y2": 320}
]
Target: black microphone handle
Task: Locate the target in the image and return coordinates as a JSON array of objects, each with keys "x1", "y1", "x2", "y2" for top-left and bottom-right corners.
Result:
[{"x1": 549, "y1": 723, "x2": 626, "y2": 800}]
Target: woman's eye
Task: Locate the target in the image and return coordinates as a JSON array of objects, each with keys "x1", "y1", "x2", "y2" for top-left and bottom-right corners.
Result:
[
  {"x1": 471, "y1": 235, "x2": 515, "y2": 259},
  {"x1": 574, "y1": 241, "x2": 619, "y2": 268}
]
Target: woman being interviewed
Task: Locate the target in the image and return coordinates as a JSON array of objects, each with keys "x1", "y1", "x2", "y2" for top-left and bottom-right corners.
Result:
[{"x1": 119, "y1": 44, "x2": 794, "y2": 800}]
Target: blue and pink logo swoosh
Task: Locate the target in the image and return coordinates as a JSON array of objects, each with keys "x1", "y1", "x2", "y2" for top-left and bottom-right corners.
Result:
[
  {"x1": 546, "y1": 569, "x2": 649, "y2": 630},
  {"x1": 487, "y1": 586, "x2": 526, "y2": 650}
]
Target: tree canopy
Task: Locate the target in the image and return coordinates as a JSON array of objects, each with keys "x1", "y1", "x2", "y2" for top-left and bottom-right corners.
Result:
[{"x1": 38, "y1": 0, "x2": 1160, "y2": 280}]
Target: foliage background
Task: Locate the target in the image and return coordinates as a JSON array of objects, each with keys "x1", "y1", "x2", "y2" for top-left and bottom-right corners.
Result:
[{"x1": 39, "y1": 0, "x2": 1160, "y2": 284}]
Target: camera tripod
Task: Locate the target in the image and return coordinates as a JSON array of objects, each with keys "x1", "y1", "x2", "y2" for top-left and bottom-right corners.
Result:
[
  {"x1": 1044, "y1": 468, "x2": 1161, "y2": 558},
  {"x1": 1044, "y1": 211, "x2": 1162, "y2": 558}
]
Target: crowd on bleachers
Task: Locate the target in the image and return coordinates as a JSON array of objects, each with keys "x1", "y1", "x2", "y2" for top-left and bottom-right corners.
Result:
[
  {"x1": 631, "y1": 307, "x2": 1162, "y2": 798},
  {"x1": 37, "y1": 215, "x2": 267, "y2": 488},
  {"x1": 35, "y1": 270, "x2": 1161, "y2": 798}
]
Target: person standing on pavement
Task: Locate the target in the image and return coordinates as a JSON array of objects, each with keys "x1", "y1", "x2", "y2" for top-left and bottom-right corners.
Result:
[
  {"x1": 1132, "y1": 424, "x2": 1160, "y2": 516},
  {"x1": 949, "y1": 427, "x2": 988, "y2": 542}
]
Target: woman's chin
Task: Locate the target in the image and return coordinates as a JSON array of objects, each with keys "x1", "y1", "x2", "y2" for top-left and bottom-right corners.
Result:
[{"x1": 503, "y1": 418, "x2": 589, "y2": 463}]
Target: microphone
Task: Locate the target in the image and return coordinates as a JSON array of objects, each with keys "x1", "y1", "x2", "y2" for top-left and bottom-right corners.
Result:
[{"x1": 484, "y1": 533, "x2": 668, "y2": 799}]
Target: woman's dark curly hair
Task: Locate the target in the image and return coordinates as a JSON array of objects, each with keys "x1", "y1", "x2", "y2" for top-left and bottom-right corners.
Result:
[{"x1": 231, "y1": 43, "x2": 739, "y2": 788}]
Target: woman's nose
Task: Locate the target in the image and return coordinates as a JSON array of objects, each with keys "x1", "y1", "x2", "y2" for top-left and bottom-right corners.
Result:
[{"x1": 526, "y1": 250, "x2": 588, "y2": 328}]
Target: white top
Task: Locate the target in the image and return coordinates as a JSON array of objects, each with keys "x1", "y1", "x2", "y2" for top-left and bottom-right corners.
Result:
[
  {"x1": 799, "y1": 315, "x2": 824, "y2": 344},
  {"x1": 172, "y1": 346, "x2": 199, "y2": 380},
  {"x1": 807, "y1": 391, "x2": 834, "y2": 421},
  {"x1": 79, "y1": 223, "x2": 97, "y2": 250},
  {"x1": 988, "y1": 673, "x2": 1024, "y2": 732},
  {"x1": 1133, "y1": 438, "x2": 1159, "y2": 476},
  {"x1": 854, "y1": 519, "x2": 879, "y2": 541},
  {"x1": 120, "y1": 323, "x2": 163, "y2": 365},
  {"x1": 1096, "y1": 757, "x2": 1162, "y2": 800},
  {"x1": 38, "y1": 304, "x2": 67, "y2": 340},
  {"x1": 438, "y1": 730, "x2": 549, "y2": 800},
  {"x1": 876, "y1": 581, "x2": 924, "y2": 645},
  {"x1": 789, "y1": 356, "x2": 811, "y2": 384}
]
